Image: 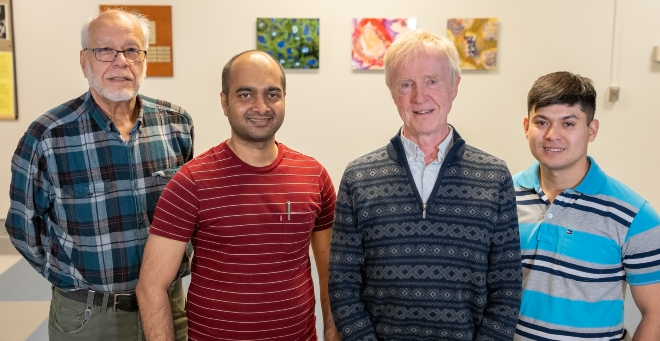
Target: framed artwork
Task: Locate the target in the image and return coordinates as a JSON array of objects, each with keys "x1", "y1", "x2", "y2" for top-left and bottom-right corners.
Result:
[
  {"x1": 447, "y1": 18, "x2": 498, "y2": 70},
  {"x1": 352, "y1": 18, "x2": 417, "y2": 70},
  {"x1": 257, "y1": 18, "x2": 320, "y2": 69},
  {"x1": 100, "y1": 5, "x2": 174, "y2": 77},
  {"x1": 0, "y1": 0, "x2": 17, "y2": 120}
]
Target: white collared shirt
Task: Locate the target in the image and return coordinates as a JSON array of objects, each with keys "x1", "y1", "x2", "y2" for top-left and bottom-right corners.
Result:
[{"x1": 400, "y1": 127, "x2": 453, "y2": 203}]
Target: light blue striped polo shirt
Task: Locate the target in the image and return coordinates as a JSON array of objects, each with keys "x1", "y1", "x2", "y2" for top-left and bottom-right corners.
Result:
[{"x1": 513, "y1": 157, "x2": 660, "y2": 341}]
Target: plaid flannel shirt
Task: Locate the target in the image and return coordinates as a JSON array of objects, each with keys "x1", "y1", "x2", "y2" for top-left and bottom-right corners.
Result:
[{"x1": 5, "y1": 91, "x2": 194, "y2": 293}]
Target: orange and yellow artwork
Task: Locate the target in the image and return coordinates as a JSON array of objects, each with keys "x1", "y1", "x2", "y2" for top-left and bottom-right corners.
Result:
[
  {"x1": 447, "y1": 18, "x2": 498, "y2": 70},
  {"x1": 351, "y1": 18, "x2": 417, "y2": 70}
]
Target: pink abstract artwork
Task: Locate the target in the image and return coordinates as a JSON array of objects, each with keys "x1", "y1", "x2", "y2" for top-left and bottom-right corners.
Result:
[{"x1": 351, "y1": 18, "x2": 417, "y2": 70}]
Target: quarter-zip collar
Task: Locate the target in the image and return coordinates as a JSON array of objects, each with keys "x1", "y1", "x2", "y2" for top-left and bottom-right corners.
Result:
[{"x1": 387, "y1": 125, "x2": 467, "y2": 218}]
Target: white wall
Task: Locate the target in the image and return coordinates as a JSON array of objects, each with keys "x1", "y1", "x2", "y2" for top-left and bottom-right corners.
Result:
[{"x1": 5, "y1": 0, "x2": 660, "y2": 333}]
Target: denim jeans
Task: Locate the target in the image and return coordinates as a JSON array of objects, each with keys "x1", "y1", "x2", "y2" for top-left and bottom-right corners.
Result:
[{"x1": 48, "y1": 278, "x2": 188, "y2": 341}]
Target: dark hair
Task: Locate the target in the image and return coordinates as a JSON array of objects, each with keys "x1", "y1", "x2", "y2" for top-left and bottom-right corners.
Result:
[
  {"x1": 221, "y1": 50, "x2": 286, "y2": 97},
  {"x1": 527, "y1": 71, "x2": 596, "y2": 124}
]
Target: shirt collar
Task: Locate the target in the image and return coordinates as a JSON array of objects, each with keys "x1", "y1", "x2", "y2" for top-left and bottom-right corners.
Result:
[
  {"x1": 518, "y1": 156, "x2": 606, "y2": 195},
  {"x1": 87, "y1": 91, "x2": 144, "y2": 135},
  {"x1": 400, "y1": 127, "x2": 454, "y2": 163}
]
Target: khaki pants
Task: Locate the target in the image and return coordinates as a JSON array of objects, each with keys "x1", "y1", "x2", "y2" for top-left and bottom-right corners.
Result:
[{"x1": 48, "y1": 279, "x2": 187, "y2": 341}]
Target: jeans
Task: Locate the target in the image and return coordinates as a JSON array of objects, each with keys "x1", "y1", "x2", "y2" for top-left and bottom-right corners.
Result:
[{"x1": 48, "y1": 278, "x2": 188, "y2": 341}]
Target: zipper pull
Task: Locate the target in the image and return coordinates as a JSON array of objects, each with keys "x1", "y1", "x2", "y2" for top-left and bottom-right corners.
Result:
[{"x1": 423, "y1": 204, "x2": 427, "y2": 219}]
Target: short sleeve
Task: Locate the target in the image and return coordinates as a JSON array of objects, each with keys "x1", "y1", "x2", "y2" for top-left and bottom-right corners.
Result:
[
  {"x1": 623, "y1": 201, "x2": 660, "y2": 286},
  {"x1": 150, "y1": 165, "x2": 200, "y2": 242},
  {"x1": 313, "y1": 165, "x2": 336, "y2": 232}
]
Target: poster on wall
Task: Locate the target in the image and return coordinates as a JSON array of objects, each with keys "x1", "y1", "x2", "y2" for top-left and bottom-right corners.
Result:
[
  {"x1": 447, "y1": 18, "x2": 498, "y2": 70},
  {"x1": 100, "y1": 5, "x2": 173, "y2": 77},
  {"x1": 351, "y1": 18, "x2": 417, "y2": 70},
  {"x1": 0, "y1": 0, "x2": 16, "y2": 120},
  {"x1": 256, "y1": 18, "x2": 320, "y2": 69}
]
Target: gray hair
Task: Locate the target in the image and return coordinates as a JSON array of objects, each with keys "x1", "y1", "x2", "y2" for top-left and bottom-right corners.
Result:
[
  {"x1": 384, "y1": 29, "x2": 461, "y2": 85},
  {"x1": 81, "y1": 9, "x2": 151, "y2": 49}
]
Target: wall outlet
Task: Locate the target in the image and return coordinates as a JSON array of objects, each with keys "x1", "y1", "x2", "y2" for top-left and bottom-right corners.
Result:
[{"x1": 609, "y1": 86, "x2": 620, "y2": 102}]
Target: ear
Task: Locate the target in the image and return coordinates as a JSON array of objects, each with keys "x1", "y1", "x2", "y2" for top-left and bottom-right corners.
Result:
[
  {"x1": 80, "y1": 50, "x2": 89, "y2": 78},
  {"x1": 220, "y1": 92, "x2": 229, "y2": 117},
  {"x1": 588, "y1": 118, "x2": 599, "y2": 142},
  {"x1": 451, "y1": 76, "x2": 461, "y2": 100},
  {"x1": 523, "y1": 115, "x2": 530, "y2": 140}
]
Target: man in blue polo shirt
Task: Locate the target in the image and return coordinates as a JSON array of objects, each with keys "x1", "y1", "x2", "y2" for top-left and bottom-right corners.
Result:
[{"x1": 514, "y1": 71, "x2": 660, "y2": 341}]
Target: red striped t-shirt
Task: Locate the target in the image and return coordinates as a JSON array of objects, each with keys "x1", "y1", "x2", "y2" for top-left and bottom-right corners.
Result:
[{"x1": 150, "y1": 141, "x2": 336, "y2": 341}]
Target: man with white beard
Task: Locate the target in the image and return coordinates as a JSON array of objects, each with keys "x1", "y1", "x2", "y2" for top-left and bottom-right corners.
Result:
[{"x1": 5, "y1": 9, "x2": 194, "y2": 341}]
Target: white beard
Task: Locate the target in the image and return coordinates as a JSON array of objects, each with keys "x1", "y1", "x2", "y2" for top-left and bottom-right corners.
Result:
[{"x1": 85, "y1": 61, "x2": 146, "y2": 102}]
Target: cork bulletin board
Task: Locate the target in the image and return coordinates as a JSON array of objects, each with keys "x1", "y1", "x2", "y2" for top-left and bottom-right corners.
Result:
[
  {"x1": 0, "y1": 0, "x2": 17, "y2": 120},
  {"x1": 100, "y1": 5, "x2": 174, "y2": 77}
]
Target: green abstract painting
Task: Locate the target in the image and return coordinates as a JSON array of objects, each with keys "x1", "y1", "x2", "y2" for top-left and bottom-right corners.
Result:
[{"x1": 256, "y1": 18, "x2": 320, "y2": 69}]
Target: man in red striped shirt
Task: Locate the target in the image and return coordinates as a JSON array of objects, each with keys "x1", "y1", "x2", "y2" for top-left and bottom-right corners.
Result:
[{"x1": 136, "y1": 50, "x2": 339, "y2": 341}]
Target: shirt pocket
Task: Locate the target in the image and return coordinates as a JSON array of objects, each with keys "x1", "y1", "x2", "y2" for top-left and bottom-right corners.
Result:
[
  {"x1": 280, "y1": 212, "x2": 315, "y2": 254},
  {"x1": 560, "y1": 231, "x2": 622, "y2": 282},
  {"x1": 60, "y1": 180, "x2": 115, "y2": 233},
  {"x1": 152, "y1": 167, "x2": 181, "y2": 185}
]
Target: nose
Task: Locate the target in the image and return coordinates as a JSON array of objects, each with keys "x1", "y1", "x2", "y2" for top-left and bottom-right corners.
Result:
[
  {"x1": 411, "y1": 85, "x2": 427, "y2": 104},
  {"x1": 544, "y1": 125, "x2": 560, "y2": 140},
  {"x1": 252, "y1": 94, "x2": 270, "y2": 114},
  {"x1": 112, "y1": 51, "x2": 130, "y2": 66}
]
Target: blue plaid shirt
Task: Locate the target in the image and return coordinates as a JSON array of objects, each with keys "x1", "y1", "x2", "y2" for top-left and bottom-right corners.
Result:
[{"x1": 6, "y1": 91, "x2": 194, "y2": 293}]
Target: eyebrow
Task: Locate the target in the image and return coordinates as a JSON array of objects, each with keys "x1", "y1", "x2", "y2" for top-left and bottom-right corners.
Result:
[
  {"x1": 235, "y1": 86, "x2": 282, "y2": 93},
  {"x1": 95, "y1": 39, "x2": 141, "y2": 47},
  {"x1": 235, "y1": 86, "x2": 255, "y2": 93},
  {"x1": 535, "y1": 114, "x2": 579, "y2": 120}
]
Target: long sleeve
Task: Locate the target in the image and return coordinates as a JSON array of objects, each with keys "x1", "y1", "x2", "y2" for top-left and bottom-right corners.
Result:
[
  {"x1": 328, "y1": 171, "x2": 377, "y2": 341},
  {"x1": 5, "y1": 129, "x2": 51, "y2": 274},
  {"x1": 474, "y1": 170, "x2": 522, "y2": 341}
]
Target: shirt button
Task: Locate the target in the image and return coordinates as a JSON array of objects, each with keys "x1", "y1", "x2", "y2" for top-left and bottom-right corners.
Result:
[{"x1": 547, "y1": 214, "x2": 553, "y2": 219}]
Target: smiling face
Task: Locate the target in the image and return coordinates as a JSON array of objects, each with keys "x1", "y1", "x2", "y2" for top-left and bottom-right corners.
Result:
[
  {"x1": 80, "y1": 11, "x2": 146, "y2": 103},
  {"x1": 221, "y1": 52, "x2": 285, "y2": 145},
  {"x1": 388, "y1": 50, "x2": 460, "y2": 141},
  {"x1": 524, "y1": 104, "x2": 599, "y2": 176}
]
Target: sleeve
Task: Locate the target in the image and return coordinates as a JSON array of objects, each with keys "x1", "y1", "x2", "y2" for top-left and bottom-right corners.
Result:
[
  {"x1": 313, "y1": 165, "x2": 336, "y2": 232},
  {"x1": 5, "y1": 131, "x2": 51, "y2": 274},
  {"x1": 623, "y1": 201, "x2": 660, "y2": 286},
  {"x1": 149, "y1": 165, "x2": 200, "y2": 242},
  {"x1": 328, "y1": 169, "x2": 378, "y2": 341},
  {"x1": 185, "y1": 113, "x2": 194, "y2": 162},
  {"x1": 474, "y1": 168, "x2": 522, "y2": 341}
]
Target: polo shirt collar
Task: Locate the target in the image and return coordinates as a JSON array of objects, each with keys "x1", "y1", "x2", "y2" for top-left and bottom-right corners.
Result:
[
  {"x1": 518, "y1": 156, "x2": 606, "y2": 195},
  {"x1": 574, "y1": 156, "x2": 606, "y2": 195}
]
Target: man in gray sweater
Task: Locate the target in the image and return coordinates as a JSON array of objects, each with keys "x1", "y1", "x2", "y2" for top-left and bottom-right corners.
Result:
[{"x1": 328, "y1": 29, "x2": 522, "y2": 341}]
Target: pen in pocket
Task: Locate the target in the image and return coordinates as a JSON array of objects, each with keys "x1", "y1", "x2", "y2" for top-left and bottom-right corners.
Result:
[{"x1": 286, "y1": 201, "x2": 291, "y2": 220}]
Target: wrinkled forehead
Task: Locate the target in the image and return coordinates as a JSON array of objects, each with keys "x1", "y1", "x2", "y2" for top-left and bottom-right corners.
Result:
[
  {"x1": 391, "y1": 50, "x2": 451, "y2": 79},
  {"x1": 89, "y1": 12, "x2": 144, "y2": 47}
]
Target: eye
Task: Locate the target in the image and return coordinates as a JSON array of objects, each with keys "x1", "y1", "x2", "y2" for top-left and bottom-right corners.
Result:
[
  {"x1": 238, "y1": 93, "x2": 251, "y2": 98},
  {"x1": 125, "y1": 48, "x2": 140, "y2": 52},
  {"x1": 267, "y1": 93, "x2": 281, "y2": 99},
  {"x1": 94, "y1": 47, "x2": 114, "y2": 53},
  {"x1": 564, "y1": 122, "x2": 575, "y2": 127},
  {"x1": 429, "y1": 79, "x2": 437, "y2": 85},
  {"x1": 535, "y1": 120, "x2": 547, "y2": 126},
  {"x1": 400, "y1": 82, "x2": 411, "y2": 88}
]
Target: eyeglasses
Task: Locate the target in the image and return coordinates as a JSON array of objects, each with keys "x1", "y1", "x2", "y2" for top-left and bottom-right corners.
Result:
[{"x1": 84, "y1": 47, "x2": 147, "y2": 63}]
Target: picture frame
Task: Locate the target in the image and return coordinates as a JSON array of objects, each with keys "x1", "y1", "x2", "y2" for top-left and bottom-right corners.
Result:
[{"x1": 0, "y1": 0, "x2": 17, "y2": 120}]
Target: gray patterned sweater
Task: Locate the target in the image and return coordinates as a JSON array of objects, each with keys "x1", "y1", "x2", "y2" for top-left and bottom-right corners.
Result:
[{"x1": 329, "y1": 128, "x2": 521, "y2": 341}]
